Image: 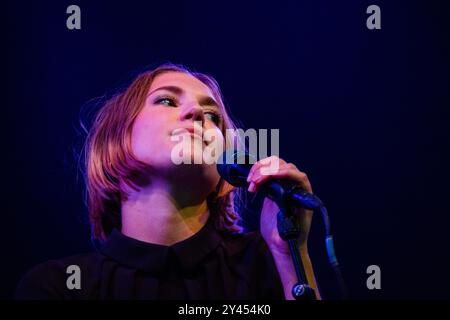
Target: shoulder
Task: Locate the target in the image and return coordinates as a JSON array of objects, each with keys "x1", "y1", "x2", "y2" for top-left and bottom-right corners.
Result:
[{"x1": 15, "y1": 252, "x2": 101, "y2": 300}]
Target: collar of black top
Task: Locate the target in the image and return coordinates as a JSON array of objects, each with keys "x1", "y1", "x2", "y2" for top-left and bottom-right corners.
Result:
[{"x1": 99, "y1": 214, "x2": 224, "y2": 274}]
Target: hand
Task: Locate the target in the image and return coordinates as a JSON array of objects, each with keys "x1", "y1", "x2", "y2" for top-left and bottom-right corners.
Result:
[{"x1": 247, "y1": 156, "x2": 314, "y2": 255}]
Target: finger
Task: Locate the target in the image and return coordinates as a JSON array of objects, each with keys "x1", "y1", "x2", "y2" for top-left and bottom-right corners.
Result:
[
  {"x1": 247, "y1": 157, "x2": 275, "y2": 182},
  {"x1": 250, "y1": 161, "x2": 293, "y2": 183},
  {"x1": 248, "y1": 161, "x2": 292, "y2": 192},
  {"x1": 250, "y1": 165, "x2": 312, "y2": 193},
  {"x1": 247, "y1": 156, "x2": 286, "y2": 182}
]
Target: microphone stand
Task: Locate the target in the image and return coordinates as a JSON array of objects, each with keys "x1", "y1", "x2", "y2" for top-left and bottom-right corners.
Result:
[
  {"x1": 276, "y1": 200, "x2": 317, "y2": 300},
  {"x1": 258, "y1": 180, "x2": 318, "y2": 300}
]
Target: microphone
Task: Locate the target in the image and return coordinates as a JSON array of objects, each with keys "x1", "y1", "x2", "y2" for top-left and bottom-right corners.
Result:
[
  {"x1": 217, "y1": 150, "x2": 348, "y2": 298},
  {"x1": 216, "y1": 150, "x2": 323, "y2": 210}
]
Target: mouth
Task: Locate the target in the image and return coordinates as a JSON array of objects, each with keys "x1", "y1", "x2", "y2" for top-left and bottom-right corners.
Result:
[{"x1": 171, "y1": 128, "x2": 205, "y2": 144}]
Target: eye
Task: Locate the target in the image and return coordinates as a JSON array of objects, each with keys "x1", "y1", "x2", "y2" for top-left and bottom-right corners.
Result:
[
  {"x1": 205, "y1": 111, "x2": 222, "y2": 126},
  {"x1": 154, "y1": 96, "x2": 177, "y2": 107}
]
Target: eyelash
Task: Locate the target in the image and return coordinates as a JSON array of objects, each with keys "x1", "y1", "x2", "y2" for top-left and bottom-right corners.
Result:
[
  {"x1": 154, "y1": 96, "x2": 223, "y2": 126},
  {"x1": 204, "y1": 110, "x2": 222, "y2": 126},
  {"x1": 154, "y1": 96, "x2": 177, "y2": 107}
]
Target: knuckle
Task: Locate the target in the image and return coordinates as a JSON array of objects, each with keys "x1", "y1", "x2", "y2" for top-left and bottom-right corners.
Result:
[{"x1": 287, "y1": 163, "x2": 297, "y2": 170}]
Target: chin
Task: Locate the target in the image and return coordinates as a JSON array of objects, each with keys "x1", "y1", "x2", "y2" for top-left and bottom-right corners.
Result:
[
  {"x1": 169, "y1": 140, "x2": 207, "y2": 165},
  {"x1": 183, "y1": 149, "x2": 205, "y2": 165},
  {"x1": 171, "y1": 152, "x2": 219, "y2": 178}
]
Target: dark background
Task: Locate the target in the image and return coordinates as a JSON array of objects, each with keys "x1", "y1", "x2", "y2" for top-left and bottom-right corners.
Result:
[{"x1": 4, "y1": 0, "x2": 450, "y2": 299}]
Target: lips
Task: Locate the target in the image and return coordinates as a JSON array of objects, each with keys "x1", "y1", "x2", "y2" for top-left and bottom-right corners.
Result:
[{"x1": 171, "y1": 127, "x2": 204, "y2": 142}]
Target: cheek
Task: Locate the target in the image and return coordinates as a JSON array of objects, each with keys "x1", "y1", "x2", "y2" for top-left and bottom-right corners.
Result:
[
  {"x1": 205, "y1": 124, "x2": 224, "y2": 142},
  {"x1": 214, "y1": 128, "x2": 225, "y2": 154},
  {"x1": 130, "y1": 112, "x2": 169, "y2": 162},
  {"x1": 204, "y1": 126, "x2": 226, "y2": 161},
  {"x1": 216, "y1": 130, "x2": 225, "y2": 151}
]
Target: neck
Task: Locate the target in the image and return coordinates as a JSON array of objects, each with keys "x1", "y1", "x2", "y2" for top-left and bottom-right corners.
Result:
[{"x1": 120, "y1": 180, "x2": 210, "y2": 246}]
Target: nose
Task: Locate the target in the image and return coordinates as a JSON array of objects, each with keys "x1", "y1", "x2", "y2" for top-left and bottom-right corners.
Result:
[{"x1": 180, "y1": 104, "x2": 205, "y2": 127}]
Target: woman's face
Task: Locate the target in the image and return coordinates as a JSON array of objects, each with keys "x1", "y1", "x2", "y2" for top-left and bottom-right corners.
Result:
[{"x1": 131, "y1": 71, "x2": 225, "y2": 190}]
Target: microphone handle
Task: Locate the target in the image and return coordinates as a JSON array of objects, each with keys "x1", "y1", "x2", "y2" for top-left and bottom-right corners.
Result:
[{"x1": 262, "y1": 180, "x2": 323, "y2": 210}]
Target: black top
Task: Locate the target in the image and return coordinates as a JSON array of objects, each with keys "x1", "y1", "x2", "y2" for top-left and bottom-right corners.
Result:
[{"x1": 15, "y1": 215, "x2": 285, "y2": 300}]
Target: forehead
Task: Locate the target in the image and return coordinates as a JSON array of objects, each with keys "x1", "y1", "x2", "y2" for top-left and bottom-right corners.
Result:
[{"x1": 149, "y1": 71, "x2": 214, "y2": 98}]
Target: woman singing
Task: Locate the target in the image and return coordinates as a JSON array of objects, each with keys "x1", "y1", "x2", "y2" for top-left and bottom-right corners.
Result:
[{"x1": 16, "y1": 63, "x2": 320, "y2": 300}]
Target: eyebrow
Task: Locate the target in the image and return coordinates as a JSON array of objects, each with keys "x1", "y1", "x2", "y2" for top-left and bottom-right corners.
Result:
[{"x1": 147, "y1": 85, "x2": 220, "y2": 109}]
